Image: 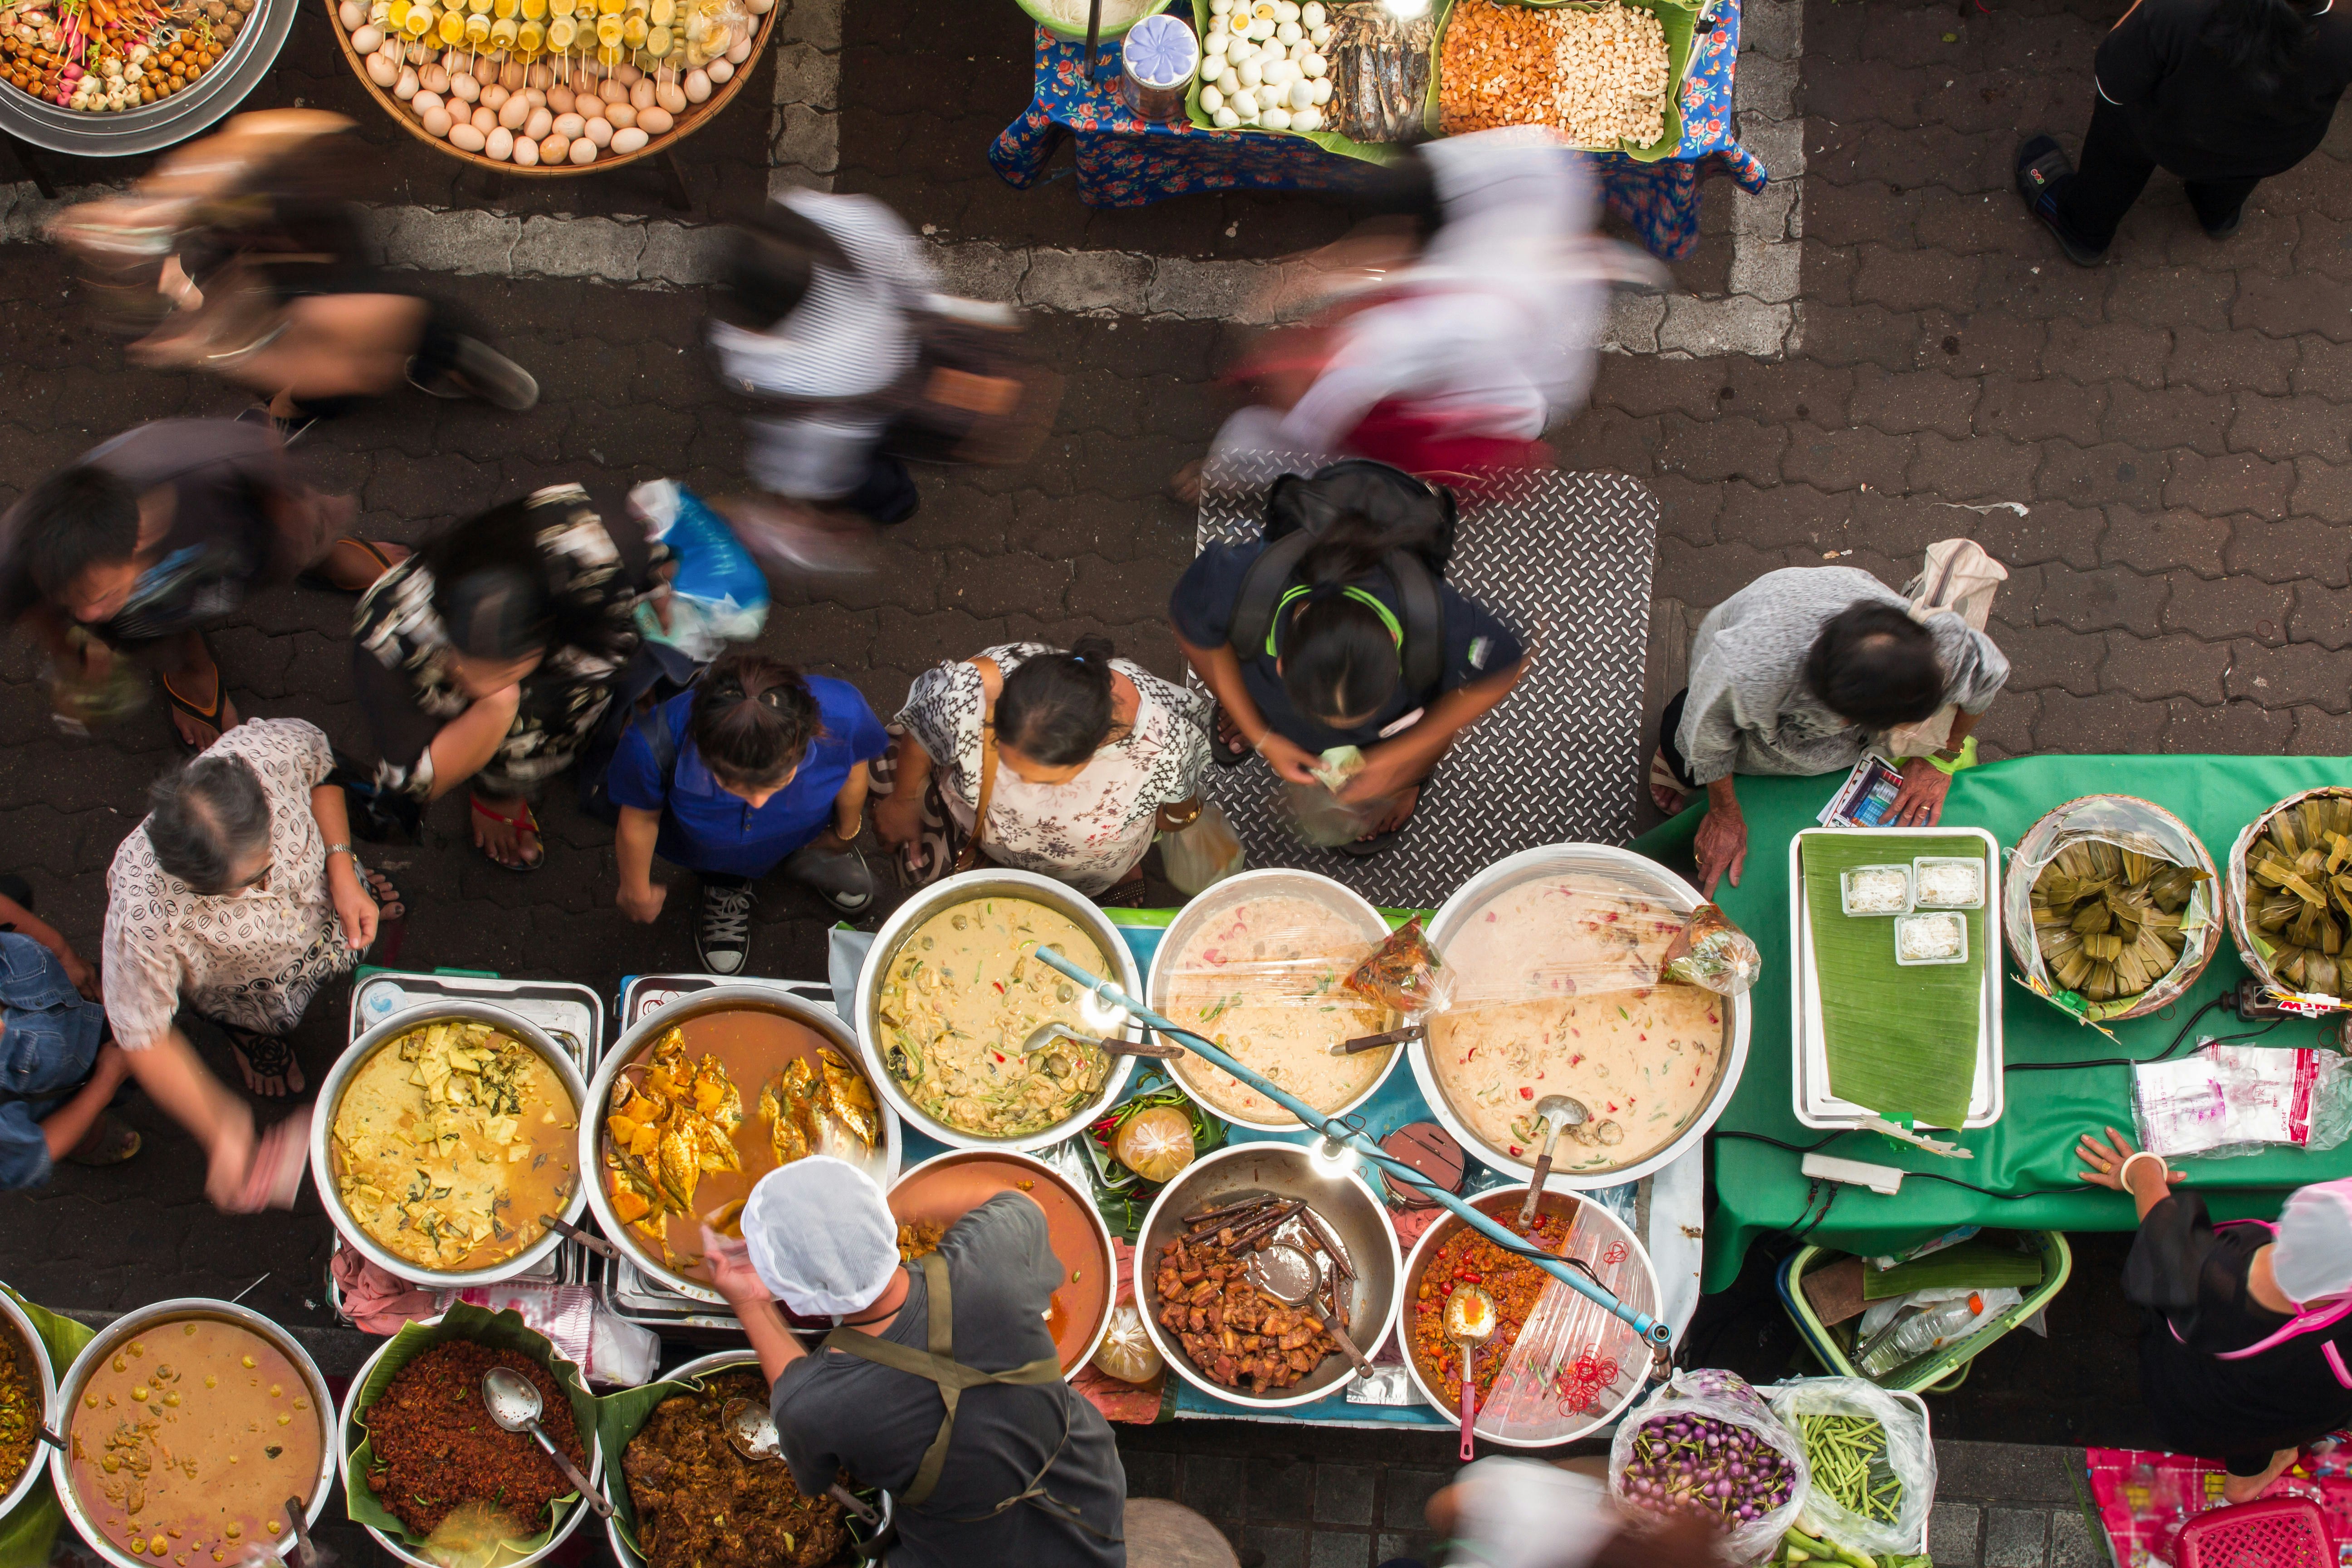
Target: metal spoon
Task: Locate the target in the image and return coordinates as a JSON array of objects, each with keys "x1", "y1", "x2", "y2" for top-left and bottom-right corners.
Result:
[
  {"x1": 720, "y1": 1398, "x2": 881, "y2": 1526},
  {"x1": 1515, "y1": 1095, "x2": 1589, "y2": 1227},
  {"x1": 480, "y1": 1367, "x2": 613, "y2": 1520},
  {"x1": 1328, "y1": 1022, "x2": 1424, "y2": 1056},
  {"x1": 280, "y1": 1497, "x2": 316, "y2": 1568},
  {"x1": 1019, "y1": 1020, "x2": 1184, "y2": 1064},
  {"x1": 539, "y1": 1213, "x2": 622, "y2": 1261},
  {"x1": 1246, "y1": 1242, "x2": 1374, "y2": 1378},
  {"x1": 1446, "y1": 1284, "x2": 1498, "y2": 1463}
]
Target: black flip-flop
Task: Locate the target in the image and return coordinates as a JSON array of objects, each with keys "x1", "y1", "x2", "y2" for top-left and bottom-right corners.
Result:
[
  {"x1": 2014, "y1": 136, "x2": 2108, "y2": 267},
  {"x1": 159, "y1": 670, "x2": 230, "y2": 755},
  {"x1": 220, "y1": 1024, "x2": 304, "y2": 1099},
  {"x1": 1210, "y1": 704, "x2": 1252, "y2": 769},
  {"x1": 1335, "y1": 780, "x2": 1427, "y2": 858}
]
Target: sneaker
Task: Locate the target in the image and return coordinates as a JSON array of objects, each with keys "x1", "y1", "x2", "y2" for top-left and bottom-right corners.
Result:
[
  {"x1": 2014, "y1": 135, "x2": 2109, "y2": 268},
  {"x1": 784, "y1": 842, "x2": 875, "y2": 915},
  {"x1": 697, "y1": 882, "x2": 757, "y2": 975},
  {"x1": 407, "y1": 336, "x2": 541, "y2": 412}
]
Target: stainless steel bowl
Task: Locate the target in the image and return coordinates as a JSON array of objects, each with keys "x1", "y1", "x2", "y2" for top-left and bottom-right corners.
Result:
[
  {"x1": 338, "y1": 1330, "x2": 604, "y2": 1568},
  {"x1": 310, "y1": 1001, "x2": 592, "y2": 1289},
  {"x1": 604, "y1": 1350, "x2": 896, "y2": 1568},
  {"x1": 1414, "y1": 843, "x2": 1751, "y2": 1188},
  {"x1": 51, "y1": 1298, "x2": 337, "y2": 1568},
  {"x1": 1146, "y1": 868, "x2": 1402, "y2": 1132},
  {"x1": 853, "y1": 869, "x2": 1143, "y2": 1152},
  {"x1": 0, "y1": 1289, "x2": 54, "y2": 1525},
  {"x1": 581, "y1": 985, "x2": 903, "y2": 1307},
  {"x1": 1132, "y1": 1142, "x2": 1402, "y2": 1411},
  {"x1": 0, "y1": 0, "x2": 299, "y2": 156},
  {"x1": 1397, "y1": 1186, "x2": 1660, "y2": 1447}
]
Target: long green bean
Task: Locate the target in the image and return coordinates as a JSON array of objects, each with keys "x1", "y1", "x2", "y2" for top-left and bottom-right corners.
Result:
[{"x1": 1795, "y1": 1412, "x2": 1901, "y2": 1525}]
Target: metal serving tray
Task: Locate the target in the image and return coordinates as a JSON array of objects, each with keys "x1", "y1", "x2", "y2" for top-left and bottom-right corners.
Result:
[
  {"x1": 1790, "y1": 826, "x2": 2005, "y2": 1131},
  {"x1": 323, "y1": 970, "x2": 602, "y2": 1321}
]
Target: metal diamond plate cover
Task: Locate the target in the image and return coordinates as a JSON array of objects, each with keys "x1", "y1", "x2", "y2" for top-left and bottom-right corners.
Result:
[{"x1": 1194, "y1": 452, "x2": 1660, "y2": 910}]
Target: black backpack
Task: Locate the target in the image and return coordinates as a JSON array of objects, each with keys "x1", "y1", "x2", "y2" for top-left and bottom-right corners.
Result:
[
  {"x1": 1227, "y1": 459, "x2": 1457, "y2": 698},
  {"x1": 576, "y1": 641, "x2": 706, "y2": 827}
]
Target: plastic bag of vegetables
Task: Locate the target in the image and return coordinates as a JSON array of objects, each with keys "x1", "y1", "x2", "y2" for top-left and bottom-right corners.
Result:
[
  {"x1": 1608, "y1": 1368, "x2": 1811, "y2": 1564},
  {"x1": 2003, "y1": 794, "x2": 2219, "y2": 1026},
  {"x1": 1764, "y1": 1378, "x2": 1935, "y2": 1560},
  {"x1": 2228, "y1": 786, "x2": 2352, "y2": 1009}
]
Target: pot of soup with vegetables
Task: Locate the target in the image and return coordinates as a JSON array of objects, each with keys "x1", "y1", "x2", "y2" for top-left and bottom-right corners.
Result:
[{"x1": 854, "y1": 869, "x2": 1146, "y2": 1152}]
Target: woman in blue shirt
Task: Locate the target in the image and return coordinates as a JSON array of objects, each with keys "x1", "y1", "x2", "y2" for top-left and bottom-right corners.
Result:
[{"x1": 606, "y1": 651, "x2": 887, "y2": 976}]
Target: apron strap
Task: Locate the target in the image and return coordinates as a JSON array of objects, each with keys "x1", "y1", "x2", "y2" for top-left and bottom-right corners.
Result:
[{"x1": 821, "y1": 1253, "x2": 1062, "y2": 1509}]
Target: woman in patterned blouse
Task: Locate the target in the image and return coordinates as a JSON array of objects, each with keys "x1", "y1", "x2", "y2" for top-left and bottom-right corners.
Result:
[{"x1": 874, "y1": 638, "x2": 1212, "y2": 900}]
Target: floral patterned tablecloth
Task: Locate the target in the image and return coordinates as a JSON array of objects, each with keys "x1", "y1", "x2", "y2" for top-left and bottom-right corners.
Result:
[{"x1": 986, "y1": 0, "x2": 1765, "y2": 261}]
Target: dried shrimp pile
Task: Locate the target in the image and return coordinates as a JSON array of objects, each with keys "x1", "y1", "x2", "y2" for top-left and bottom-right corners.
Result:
[{"x1": 1438, "y1": 0, "x2": 1669, "y2": 150}]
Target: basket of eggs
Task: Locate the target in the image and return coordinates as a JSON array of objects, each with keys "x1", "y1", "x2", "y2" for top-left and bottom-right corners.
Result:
[{"x1": 327, "y1": 0, "x2": 771, "y2": 171}]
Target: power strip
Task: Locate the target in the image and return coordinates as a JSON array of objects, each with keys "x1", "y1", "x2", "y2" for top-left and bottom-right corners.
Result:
[{"x1": 1800, "y1": 1153, "x2": 1905, "y2": 1196}]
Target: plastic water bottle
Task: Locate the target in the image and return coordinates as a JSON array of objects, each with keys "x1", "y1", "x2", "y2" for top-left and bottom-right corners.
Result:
[{"x1": 1858, "y1": 1292, "x2": 1985, "y2": 1376}]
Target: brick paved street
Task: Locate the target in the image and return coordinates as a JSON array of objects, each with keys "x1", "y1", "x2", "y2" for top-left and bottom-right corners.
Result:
[{"x1": 5, "y1": 0, "x2": 2350, "y2": 1553}]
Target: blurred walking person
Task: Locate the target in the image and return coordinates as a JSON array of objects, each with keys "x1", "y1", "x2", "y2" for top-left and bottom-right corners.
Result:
[
  {"x1": 50, "y1": 110, "x2": 535, "y2": 439},
  {"x1": 2016, "y1": 0, "x2": 2352, "y2": 263}
]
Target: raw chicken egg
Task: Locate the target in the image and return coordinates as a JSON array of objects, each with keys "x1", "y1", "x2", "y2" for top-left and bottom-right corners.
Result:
[
  {"x1": 568, "y1": 137, "x2": 597, "y2": 162},
  {"x1": 486, "y1": 125, "x2": 514, "y2": 158},
  {"x1": 610, "y1": 125, "x2": 647, "y2": 152},
  {"x1": 449, "y1": 122, "x2": 487, "y2": 150}
]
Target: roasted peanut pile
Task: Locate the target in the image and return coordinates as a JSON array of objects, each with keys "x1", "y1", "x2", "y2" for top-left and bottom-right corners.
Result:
[{"x1": 1438, "y1": 0, "x2": 1669, "y2": 149}]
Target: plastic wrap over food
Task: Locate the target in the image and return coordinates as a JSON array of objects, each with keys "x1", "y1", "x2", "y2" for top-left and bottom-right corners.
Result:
[
  {"x1": 2229, "y1": 787, "x2": 2352, "y2": 1013},
  {"x1": 1660, "y1": 903, "x2": 1763, "y2": 997},
  {"x1": 2005, "y1": 794, "x2": 2220, "y2": 1027},
  {"x1": 1159, "y1": 889, "x2": 1395, "y2": 1124},
  {"x1": 1477, "y1": 1202, "x2": 1656, "y2": 1444},
  {"x1": 1343, "y1": 915, "x2": 1453, "y2": 1019},
  {"x1": 2133, "y1": 1039, "x2": 2352, "y2": 1160}
]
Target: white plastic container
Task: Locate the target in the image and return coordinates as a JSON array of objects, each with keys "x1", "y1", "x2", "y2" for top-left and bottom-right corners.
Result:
[
  {"x1": 1894, "y1": 911, "x2": 1969, "y2": 966},
  {"x1": 1840, "y1": 864, "x2": 1915, "y2": 916},
  {"x1": 1912, "y1": 856, "x2": 1987, "y2": 910}
]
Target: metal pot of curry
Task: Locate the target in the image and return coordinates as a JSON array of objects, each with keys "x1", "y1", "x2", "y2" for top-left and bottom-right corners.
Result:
[
  {"x1": 49, "y1": 1298, "x2": 337, "y2": 1568},
  {"x1": 0, "y1": 1287, "x2": 55, "y2": 1529},
  {"x1": 581, "y1": 986, "x2": 904, "y2": 1307},
  {"x1": 311, "y1": 1001, "x2": 593, "y2": 1289}
]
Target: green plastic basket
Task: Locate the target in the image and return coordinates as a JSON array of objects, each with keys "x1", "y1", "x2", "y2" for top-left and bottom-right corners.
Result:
[
  {"x1": 1420, "y1": 0, "x2": 1699, "y2": 162},
  {"x1": 1774, "y1": 1230, "x2": 2073, "y2": 1395}
]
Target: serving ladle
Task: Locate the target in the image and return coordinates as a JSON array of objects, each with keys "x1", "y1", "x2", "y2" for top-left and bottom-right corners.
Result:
[
  {"x1": 480, "y1": 1367, "x2": 613, "y2": 1520},
  {"x1": 1019, "y1": 1020, "x2": 1185, "y2": 1068},
  {"x1": 279, "y1": 1498, "x2": 316, "y2": 1567},
  {"x1": 1515, "y1": 1095, "x2": 1590, "y2": 1227},
  {"x1": 721, "y1": 1398, "x2": 883, "y2": 1525},
  {"x1": 1245, "y1": 1242, "x2": 1375, "y2": 1379},
  {"x1": 1446, "y1": 1284, "x2": 1498, "y2": 1463},
  {"x1": 538, "y1": 1212, "x2": 622, "y2": 1260}
]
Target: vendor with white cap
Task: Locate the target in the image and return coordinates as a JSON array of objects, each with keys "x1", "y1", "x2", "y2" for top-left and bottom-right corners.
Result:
[
  {"x1": 2080, "y1": 1127, "x2": 2352, "y2": 1499},
  {"x1": 703, "y1": 1156, "x2": 1127, "y2": 1567}
]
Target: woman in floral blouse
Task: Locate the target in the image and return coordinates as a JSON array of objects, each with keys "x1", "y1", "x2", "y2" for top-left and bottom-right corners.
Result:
[{"x1": 875, "y1": 638, "x2": 1211, "y2": 900}]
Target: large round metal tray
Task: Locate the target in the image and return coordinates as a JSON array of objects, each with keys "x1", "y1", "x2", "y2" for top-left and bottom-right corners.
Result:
[
  {"x1": 0, "y1": 0, "x2": 298, "y2": 156},
  {"x1": 310, "y1": 1000, "x2": 592, "y2": 1289},
  {"x1": 1146, "y1": 867, "x2": 1402, "y2": 1132},
  {"x1": 338, "y1": 1330, "x2": 603, "y2": 1568},
  {"x1": 580, "y1": 984, "x2": 902, "y2": 1307},
  {"x1": 854, "y1": 868, "x2": 1143, "y2": 1153},
  {"x1": 1398, "y1": 1186, "x2": 1660, "y2": 1448},
  {"x1": 603, "y1": 1349, "x2": 894, "y2": 1568},
  {"x1": 1413, "y1": 843, "x2": 1749, "y2": 1189},
  {"x1": 1132, "y1": 1141, "x2": 1402, "y2": 1411},
  {"x1": 888, "y1": 1148, "x2": 1116, "y2": 1378},
  {"x1": 52, "y1": 1297, "x2": 338, "y2": 1568},
  {"x1": 0, "y1": 1287, "x2": 54, "y2": 1527}
]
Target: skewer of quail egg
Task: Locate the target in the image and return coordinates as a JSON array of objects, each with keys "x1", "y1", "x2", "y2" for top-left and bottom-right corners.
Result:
[
  {"x1": 1199, "y1": 0, "x2": 1331, "y2": 132},
  {"x1": 339, "y1": 0, "x2": 763, "y2": 163}
]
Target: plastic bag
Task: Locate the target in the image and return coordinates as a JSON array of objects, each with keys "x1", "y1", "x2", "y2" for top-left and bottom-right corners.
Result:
[
  {"x1": 1609, "y1": 1369, "x2": 1811, "y2": 1565},
  {"x1": 1767, "y1": 1377, "x2": 1936, "y2": 1558},
  {"x1": 2006, "y1": 794, "x2": 2220, "y2": 1025},
  {"x1": 1661, "y1": 904, "x2": 1762, "y2": 997},
  {"x1": 2228, "y1": 786, "x2": 2352, "y2": 1011},
  {"x1": 1283, "y1": 779, "x2": 1393, "y2": 847},
  {"x1": 1343, "y1": 915, "x2": 1453, "y2": 1019},
  {"x1": 1160, "y1": 801, "x2": 1245, "y2": 897},
  {"x1": 2134, "y1": 1039, "x2": 2352, "y2": 1159},
  {"x1": 628, "y1": 478, "x2": 769, "y2": 660},
  {"x1": 1091, "y1": 1303, "x2": 1164, "y2": 1383}
]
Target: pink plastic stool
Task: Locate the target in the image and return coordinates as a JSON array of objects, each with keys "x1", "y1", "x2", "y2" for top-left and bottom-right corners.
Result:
[{"x1": 2175, "y1": 1498, "x2": 2332, "y2": 1568}]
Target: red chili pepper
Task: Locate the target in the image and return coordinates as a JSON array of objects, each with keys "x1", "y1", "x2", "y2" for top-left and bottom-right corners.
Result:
[
  {"x1": 993, "y1": 1052, "x2": 1005, "y2": 1063},
  {"x1": 993, "y1": 981, "x2": 1005, "y2": 994},
  {"x1": 1508, "y1": 1145, "x2": 1523, "y2": 1156},
  {"x1": 1519, "y1": 1086, "x2": 1534, "y2": 1100}
]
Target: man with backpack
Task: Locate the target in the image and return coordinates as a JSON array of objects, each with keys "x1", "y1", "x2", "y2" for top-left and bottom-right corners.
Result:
[{"x1": 1170, "y1": 460, "x2": 1527, "y2": 855}]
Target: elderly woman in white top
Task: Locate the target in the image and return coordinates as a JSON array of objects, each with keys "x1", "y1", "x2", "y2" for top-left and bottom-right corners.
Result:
[
  {"x1": 874, "y1": 638, "x2": 1212, "y2": 902},
  {"x1": 102, "y1": 716, "x2": 394, "y2": 1210}
]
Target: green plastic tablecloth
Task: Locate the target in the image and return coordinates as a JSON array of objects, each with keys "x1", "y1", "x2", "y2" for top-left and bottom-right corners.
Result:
[{"x1": 1626, "y1": 755, "x2": 2352, "y2": 1293}]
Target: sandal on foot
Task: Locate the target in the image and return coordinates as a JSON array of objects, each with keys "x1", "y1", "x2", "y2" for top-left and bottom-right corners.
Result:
[
  {"x1": 360, "y1": 865, "x2": 408, "y2": 923},
  {"x1": 1648, "y1": 748, "x2": 1691, "y2": 815},
  {"x1": 1094, "y1": 873, "x2": 1149, "y2": 908},
  {"x1": 1210, "y1": 703, "x2": 1253, "y2": 769},
  {"x1": 470, "y1": 795, "x2": 545, "y2": 872},
  {"x1": 298, "y1": 537, "x2": 406, "y2": 593},
  {"x1": 160, "y1": 671, "x2": 233, "y2": 755},
  {"x1": 2014, "y1": 137, "x2": 2108, "y2": 267},
  {"x1": 222, "y1": 1025, "x2": 305, "y2": 1098},
  {"x1": 65, "y1": 1110, "x2": 141, "y2": 1167},
  {"x1": 1335, "y1": 783, "x2": 1423, "y2": 858},
  {"x1": 228, "y1": 1107, "x2": 312, "y2": 1214}
]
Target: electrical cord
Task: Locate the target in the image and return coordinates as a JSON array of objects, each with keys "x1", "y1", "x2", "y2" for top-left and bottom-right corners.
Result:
[
  {"x1": 2003, "y1": 993, "x2": 2282, "y2": 1072},
  {"x1": 1713, "y1": 1128, "x2": 2093, "y2": 1200}
]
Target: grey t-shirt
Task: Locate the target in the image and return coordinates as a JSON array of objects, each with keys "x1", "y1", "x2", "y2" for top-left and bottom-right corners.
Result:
[
  {"x1": 772, "y1": 1194, "x2": 1127, "y2": 1568},
  {"x1": 1675, "y1": 566, "x2": 2009, "y2": 785}
]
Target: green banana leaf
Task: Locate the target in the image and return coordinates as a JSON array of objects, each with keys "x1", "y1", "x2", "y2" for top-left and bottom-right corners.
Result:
[
  {"x1": 1185, "y1": 0, "x2": 1411, "y2": 165},
  {"x1": 1421, "y1": 0, "x2": 1699, "y2": 162},
  {"x1": 593, "y1": 1370, "x2": 722, "y2": 1561},
  {"x1": 0, "y1": 1286, "x2": 96, "y2": 1568},
  {"x1": 342, "y1": 1303, "x2": 600, "y2": 1559}
]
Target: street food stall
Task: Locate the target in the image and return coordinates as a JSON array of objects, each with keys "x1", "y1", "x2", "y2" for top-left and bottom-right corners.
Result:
[
  {"x1": 0, "y1": 0, "x2": 297, "y2": 155},
  {"x1": 988, "y1": 0, "x2": 1768, "y2": 259}
]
